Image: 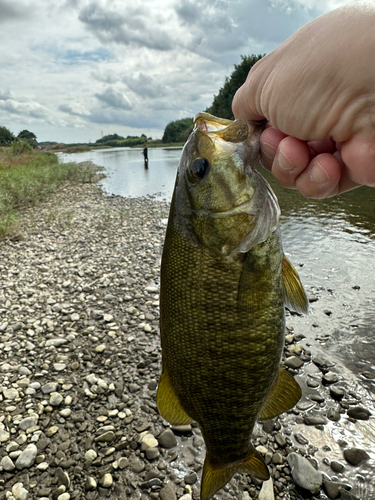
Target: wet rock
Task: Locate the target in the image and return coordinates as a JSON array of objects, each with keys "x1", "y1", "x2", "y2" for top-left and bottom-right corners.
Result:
[
  {"x1": 159, "y1": 484, "x2": 177, "y2": 500},
  {"x1": 330, "y1": 386, "x2": 345, "y2": 400},
  {"x1": 285, "y1": 356, "x2": 304, "y2": 369},
  {"x1": 347, "y1": 406, "x2": 371, "y2": 420},
  {"x1": 322, "y1": 372, "x2": 339, "y2": 385},
  {"x1": 343, "y1": 447, "x2": 370, "y2": 465},
  {"x1": 184, "y1": 472, "x2": 197, "y2": 485},
  {"x1": 287, "y1": 452, "x2": 322, "y2": 493},
  {"x1": 330, "y1": 461, "x2": 344, "y2": 473},
  {"x1": 303, "y1": 415, "x2": 327, "y2": 426},
  {"x1": 323, "y1": 481, "x2": 341, "y2": 499},
  {"x1": 327, "y1": 408, "x2": 340, "y2": 422},
  {"x1": 339, "y1": 489, "x2": 361, "y2": 500},
  {"x1": 158, "y1": 429, "x2": 177, "y2": 448}
]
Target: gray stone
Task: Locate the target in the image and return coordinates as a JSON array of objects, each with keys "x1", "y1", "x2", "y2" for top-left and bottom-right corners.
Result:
[
  {"x1": 100, "y1": 473, "x2": 113, "y2": 488},
  {"x1": 41, "y1": 382, "x2": 58, "y2": 394},
  {"x1": 94, "y1": 431, "x2": 115, "y2": 442},
  {"x1": 85, "y1": 477, "x2": 97, "y2": 491},
  {"x1": 284, "y1": 356, "x2": 304, "y2": 369},
  {"x1": 303, "y1": 415, "x2": 327, "y2": 426},
  {"x1": 287, "y1": 452, "x2": 322, "y2": 493},
  {"x1": 45, "y1": 338, "x2": 68, "y2": 347},
  {"x1": 145, "y1": 447, "x2": 160, "y2": 460},
  {"x1": 158, "y1": 429, "x2": 177, "y2": 448},
  {"x1": 184, "y1": 472, "x2": 197, "y2": 485},
  {"x1": 1, "y1": 455, "x2": 16, "y2": 471},
  {"x1": 3, "y1": 388, "x2": 19, "y2": 400},
  {"x1": 159, "y1": 484, "x2": 177, "y2": 500},
  {"x1": 19, "y1": 415, "x2": 39, "y2": 430},
  {"x1": 347, "y1": 406, "x2": 371, "y2": 420},
  {"x1": 56, "y1": 467, "x2": 71, "y2": 488},
  {"x1": 16, "y1": 443, "x2": 38, "y2": 469},
  {"x1": 258, "y1": 478, "x2": 274, "y2": 500},
  {"x1": 323, "y1": 481, "x2": 341, "y2": 499},
  {"x1": 0, "y1": 429, "x2": 10, "y2": 443},
  {"x1": 49, "y1": 392, "x2": 63, "y2": 406},
  {"x1": 343, "y1": 447, "x2": 370, "y2": 465},
  {"x1": 12, "y1": 483, "x2": 29, "y2": 500}
]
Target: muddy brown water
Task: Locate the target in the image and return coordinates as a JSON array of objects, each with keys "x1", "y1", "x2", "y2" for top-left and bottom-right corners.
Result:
[{"x1": 60, "y1": 147, "x2": 375, "y2": 498}]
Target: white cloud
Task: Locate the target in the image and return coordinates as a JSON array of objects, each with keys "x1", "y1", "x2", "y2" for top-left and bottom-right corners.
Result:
[{"x1": 0, "y1": 0, "x2": 358, "y2": 142}]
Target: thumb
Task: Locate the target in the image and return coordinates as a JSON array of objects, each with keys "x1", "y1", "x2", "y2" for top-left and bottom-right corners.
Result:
[{"x1": 232, "y1": 61, "x2": 268, "y2": 122}]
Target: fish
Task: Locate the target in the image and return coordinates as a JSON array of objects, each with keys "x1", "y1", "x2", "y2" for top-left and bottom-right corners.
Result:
[{"x1": 157, "y1": 112, "x2": 308, "y2": 500}]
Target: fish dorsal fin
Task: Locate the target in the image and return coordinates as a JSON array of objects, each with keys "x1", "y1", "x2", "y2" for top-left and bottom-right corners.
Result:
[
  {"x1": 282, "y1": 256, "x2": 309, "y2": 314},
  {"x1": 201, "y1": 447, "x2": 269, "y2": 500},
  {"x1": 156, "y1": 370, "x2": 193, "y2": 425},
  {"x1": 231, "y1": 171, "x2": 280, "y2": 256},
  {"x1": 258, "y1": 368, "x2": 302, "y2": 421}
]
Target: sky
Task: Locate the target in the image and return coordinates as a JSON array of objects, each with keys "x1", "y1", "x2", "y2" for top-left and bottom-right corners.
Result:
[{"x1": 0, "y1": 0, "x2": 357, "y2": 143}]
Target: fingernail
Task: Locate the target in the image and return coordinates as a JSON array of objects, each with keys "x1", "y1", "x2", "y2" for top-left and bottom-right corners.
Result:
[
  {"x1": 310, "y1": 162, "x2": 330, "y2": 184},
  {"x1": 260, "y1": 141, "x2": 276, "y2": 160},
  {"x1": 277, "y1": 150, "x2": 295, "y2": 171}
]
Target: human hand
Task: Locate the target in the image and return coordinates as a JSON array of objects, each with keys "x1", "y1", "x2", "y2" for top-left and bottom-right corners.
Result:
[{"x1": 232, "y1": 1, "x2": 375, "y2": 199}]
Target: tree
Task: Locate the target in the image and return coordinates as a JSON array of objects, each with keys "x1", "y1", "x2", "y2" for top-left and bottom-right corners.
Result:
[
  {"x1": 17, "y1": 129, "x2": 38, "y2": 148},
  {"x1": 206, "y1": 54, "x2": 264, "y2": 120},
  {"x1": 18, "y1": 129, "x2": 37, "y2": 140},
  {"x1": 0, "y1": 126, "x2": 15, "y2": 146},
  {"x1": 162, "y1": 118, "x2": 193, "y2": 143}
]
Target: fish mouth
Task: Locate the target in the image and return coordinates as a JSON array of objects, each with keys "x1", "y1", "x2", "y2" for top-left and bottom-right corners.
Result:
[{"x1": 196, "y1": 198, "x2": 256, "y2": 219}]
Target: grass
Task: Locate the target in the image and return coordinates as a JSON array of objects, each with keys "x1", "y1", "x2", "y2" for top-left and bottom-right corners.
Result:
[{"x1": 0, "y1": 146, "x2": 102, "y2": 239}]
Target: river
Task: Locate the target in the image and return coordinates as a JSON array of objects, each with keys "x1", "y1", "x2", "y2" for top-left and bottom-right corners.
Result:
[{"x1": 60, "y1": 146, "x2": 375, "y2": 496}]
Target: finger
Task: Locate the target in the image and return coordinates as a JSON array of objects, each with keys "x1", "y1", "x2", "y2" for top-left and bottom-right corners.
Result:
[
  {"x1": 295, "y1": 153, "x2": 342, "y2": 199},
  {"x1": 340, "y1": 135, "x2": 375, "y2": 187},
  {"x1": 232, "y1": 59, "x2": 269, "y2": 121},
  {"x1": 271, "y1": 136, "x2": 311, "y2": 189},
  {"x1": 307, "y1": 138, "x2": 337, "y2": 155},
  {"x1": 259, "y1": 127, "x2": 288, "y2": 171}
]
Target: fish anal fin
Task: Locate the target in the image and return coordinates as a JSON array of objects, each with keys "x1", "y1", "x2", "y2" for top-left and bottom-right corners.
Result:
[
  {"x1": 201, "y1": 448, "x2": 269, "y2": 500},
  {"x1": 258, "y1": 368, "x2": 302, "y2": 421},
  {"x1": 156, "y1": 371, "x2": 193, "y2": 426},
  {"x1": 282, "y1": 256, "x2": 309, "y2": 314}
]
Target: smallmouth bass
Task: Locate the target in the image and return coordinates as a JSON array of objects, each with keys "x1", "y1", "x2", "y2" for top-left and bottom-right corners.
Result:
[{"x1": 157, "y1": 112, "x2": 308, "y2": 500}]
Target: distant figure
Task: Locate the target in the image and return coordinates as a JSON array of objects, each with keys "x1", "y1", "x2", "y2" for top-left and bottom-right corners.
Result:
[{"x1": 143, "y1": 147, "x2": 149, "y2": 169}]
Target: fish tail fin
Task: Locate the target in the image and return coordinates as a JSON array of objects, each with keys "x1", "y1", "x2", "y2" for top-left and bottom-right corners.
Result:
[{"x1": 201, "y1": 448, "x2": 269, "y2": 500}]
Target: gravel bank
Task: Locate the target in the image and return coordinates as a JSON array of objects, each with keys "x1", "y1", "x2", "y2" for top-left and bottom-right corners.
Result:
[{"x1": 0, "y1": 180, "x2": 373, "y2": 500}]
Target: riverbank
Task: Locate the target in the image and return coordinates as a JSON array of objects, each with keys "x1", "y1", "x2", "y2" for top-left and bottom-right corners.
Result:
[{"x1": 0, "y1": 177, "x2": 373, "y2": 500}]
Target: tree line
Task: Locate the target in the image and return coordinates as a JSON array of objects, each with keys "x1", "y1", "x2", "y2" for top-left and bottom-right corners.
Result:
[{"x1": 162, "y1": 54, "x2": 264, "y2": 143}]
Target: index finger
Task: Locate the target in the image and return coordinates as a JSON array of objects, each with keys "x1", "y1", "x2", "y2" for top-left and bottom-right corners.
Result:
[{"x1": 232, "y1": 81, "x2": 265, "y2": 122}]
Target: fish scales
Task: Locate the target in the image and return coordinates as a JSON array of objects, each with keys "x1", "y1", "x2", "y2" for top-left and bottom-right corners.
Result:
[{"x1": 157, "y1": 112, "x2": 308, "y2": 500}]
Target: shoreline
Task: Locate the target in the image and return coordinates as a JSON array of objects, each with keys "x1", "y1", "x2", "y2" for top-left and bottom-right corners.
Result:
[{"x1": 0, "y1": 181, "x2": 373, "y2": 500}]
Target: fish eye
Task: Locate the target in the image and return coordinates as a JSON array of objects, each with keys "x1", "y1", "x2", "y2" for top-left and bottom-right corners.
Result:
[{"x1": 192, "y1": 158, "x2": 209, "y2": 179}]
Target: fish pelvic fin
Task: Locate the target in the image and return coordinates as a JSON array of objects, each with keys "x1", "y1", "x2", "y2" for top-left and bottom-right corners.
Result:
[
  {"x1": 282, "y1": 256, "x2": 309, "y2": 314},
  {"x1": 258, "y1": 368, "x2": 302, "y2": 421},
  {"x1": 201, "y1": 448, "x2": 269, "y2": 500},
  {"x1": 156, "y1": 371, "x2": 193, "y2": 425}
]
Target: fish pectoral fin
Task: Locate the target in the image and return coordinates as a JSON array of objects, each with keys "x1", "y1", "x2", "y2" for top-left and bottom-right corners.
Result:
[
  {"x1": 282, "y1": 256, "x2": 309, "y2": 314},
  {"x1": 156, "y1": 371, "x2": 193, "y2": 426},
  {"x1": 201, "y1": 448, "x2": 269, "y2": 500},
  {"x1": 258, "y1": 368, "x2": 302, "y2": 420}
]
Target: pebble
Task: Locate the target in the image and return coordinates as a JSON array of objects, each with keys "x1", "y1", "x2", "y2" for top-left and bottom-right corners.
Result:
[
  {"x1": 1, "y1": 455, "x2": 16, "y2": 471},
  {"x1": 158, "y1": 429, "x2": 177, "y2": 448},
  {"x1": 287, "y1": 452, "x2": 323, "y2": 493},
  {"x1": 284, "y1": 356, "x2": 304, "y2": 369},
  {"x1": 159, "y1": 484, "x2": 177, "y2": 500},
  {"x1": 343, "y1": 447, "x2": 370, "y2": 465},
  {"x1": 258, "y1": 477, "x2": 275, "y2": 500},
  {"x1": 12, "y1": 483, "x2": 29, "y2": 500},
  {"x1": 100, "y1": 473, "x2": 113, "y2": 488},
  {"x1": 15, "y1": 443, "x2": 38, "y2": 469},
  {"x1": 347, "y1": 406, "x2": 371, "y2": 420}
]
